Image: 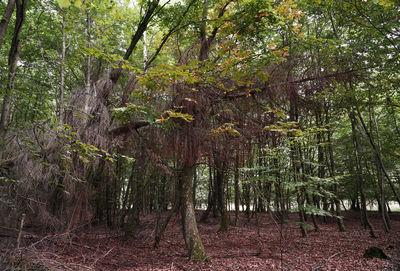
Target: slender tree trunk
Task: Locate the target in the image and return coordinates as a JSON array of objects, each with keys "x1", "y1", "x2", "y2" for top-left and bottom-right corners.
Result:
[
  {"x1": 0, "y1": 0, "x2": 16, "y2": 48},
  {"x1": 234, "y1": 151, "x2": 240, "y2": 226},
  {"x1": 120, "y1": 163, "x2": 135, "y2": 227},
  {"x1": 369, "y1": 103, "x2": 391, "y2": 232},
  {"x1": 215, "y1": 151, "x2": 228, "y2": 232},
  {"x1": 125, "y1": 156, "x2": 145, "y2": 235},
  {"x1": 193, "y1": 165, "x2": 197, "y2": 209},
  {"x1": 355, "y1": 107, "x2": 400, "y2": 206},
  {"x1": 83, "y1": 10, "x2": 92, "y2": 115},
  {"x1": 200, "y1": 161, "x2": 216, "y2": 222},
  {"x1": 376, "y1": 159, "x2": 390, "y2": 232},
  {"x1": 67, "y1": 183, "x2": 88, "y2": 231},
  {"x1": 272, "y1": 134, "x2": 285, "y2": 219},
  {"x1": 306, "y1": 192, "x2": 319, "y2": 232},
  {"x1": 350, "y1": 112, "x2": 376, "y2": 237},
  {"x1": 59, "y1": 11, "x2": 66, "y2": 121},
  {"x1": 243, "y1": 181, "x2": 251, "y2": 222},
  {"x1": 295, "y1": 145, "x2": 307, "y2": 237},
  {"x1": 143, "y1": 30, "x2": 147, "y2": 71},
  {"x1": 0, "y1": 0, "x2": 28, "y2": 140},
  {"x1": 316, "y1": 112, "x2": 329, "y2": 223},
  {"x1": 288, "y1": 87, "x2": 307, "y2": 237},
  {"x1": 106, "y1": 179, "x2": 112, "y2": 227},
  {"x1": 327, "y1": 127, "x2": 345, "y2": 231}
]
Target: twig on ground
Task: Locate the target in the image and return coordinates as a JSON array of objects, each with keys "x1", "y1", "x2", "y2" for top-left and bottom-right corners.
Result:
[
  {"x1": 312, "y1": 252, "x2": 342, "y2": 271},
  {"x1": 90, "y1": 247, "x2": 114, "y2": 268}
]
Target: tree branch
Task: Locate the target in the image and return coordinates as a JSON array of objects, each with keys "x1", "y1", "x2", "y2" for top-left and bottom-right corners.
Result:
[
  {"x1": 146, "y1": 0, "x2": 196, "y2": 69},
  {"x1": 109, "y1": 121, "x2": 150, "y2": 137},
  {"x1": 109, "y1": 0, "x2": 160, "y2": 83}
]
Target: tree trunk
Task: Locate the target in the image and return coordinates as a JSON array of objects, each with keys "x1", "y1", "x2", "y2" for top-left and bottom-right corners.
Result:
[
  {"x1": 0, "y1": 0, "x2": 28, "y2": 140},
  {"x1": 234, "y1": 151, "x2": 240, "y2": 226},
  {"x1": 355, "y1": 107, "x2": 400, "y2": 206},
  {"x1": 0, "y1": 0, "x2": 16, "y2": 48},
  {"x1": 67, "y1": 183, "x2": 88, "y2": 231},
  {"x1": 83, "y1": 10, "x2": 92, "y2": 115},
  {"x1": 192, "y1": 165, "x2": 197, "y2": 209},
  {"x1": 369, "y1": 103, "x2": 391, "y2": 232},
  {"x1": 215, "y1": 151, "x2": 228, "y2": 232},
  {"x1": 243, "y1": 181, "x2": 251, "y2": 222},
  {"x1": 200, "y1": 162, "x2": 216, "y2": 222},
  {"x1": 327, "y1": 127, "x2": 345, "y2": 232},
  {"x1": 59, "y1": 10, "x2": 66, "y2": 121},
  {"x1": 293, "y1": 144, "x2": 307, "y2": 237},
  {"x1": 179, "y1": 163, "x2": 207, "y2": 261},
  {"x1": 350, "y1": 112, "x2": 375, "y2": 237}
]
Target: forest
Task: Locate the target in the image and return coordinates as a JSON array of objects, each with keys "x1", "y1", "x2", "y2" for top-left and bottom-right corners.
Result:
[{"x1": 0, "y1": 0, "x2": 399, "y2": 270}]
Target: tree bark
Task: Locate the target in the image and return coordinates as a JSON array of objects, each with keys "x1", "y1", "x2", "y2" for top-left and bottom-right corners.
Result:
[
  {"x1": 109, "y1": 0, "x2": 159, "y2": 84},
  {"x1": 200, "y1": 161, "x2": 216, "y2": 222},
  {"x1": 327, "y1": 127, "x2": 345, "y2": 232},
  {"x1": 234, "y1": 151, "x2": 240, "y2": 226},
  {"x1": 293, "y1": 144, "x2": 307, "y2": 237},
  {"x1": 0, "y1": 0, "x2": 16, "y2": 48},
  {"x1": 0, "y1": 0, "x2": 28, "y2": 145},
  {"x1": 355, "y1": 107, "x2": 400, "y2": 206},
  {"x1": 83, "y1": 10, "x2": 92, "y2": 115},
  {"x1": 369, "y1": 102, "x2": 391, "y2": 232},
  {"x1": 59, "y1": 10, "x2": 66, "y2": 121},
  {"x1": 192, "y1": 165, "x2": 197, "y2": 209},
  {"x1": 179, "y1": 163, "x2": 207, "y2": 261},
  {"x1": 350, "y1": 112, "x2": 375, "y2": 237},
  {"x1": 215, "y1": 150, "x2": 228, "y2": 232}
]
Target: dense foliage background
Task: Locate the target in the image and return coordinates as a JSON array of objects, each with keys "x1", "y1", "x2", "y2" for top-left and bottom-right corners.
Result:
[{"x1": 0, "y1": 0, "x2": 399, "y2": 262}]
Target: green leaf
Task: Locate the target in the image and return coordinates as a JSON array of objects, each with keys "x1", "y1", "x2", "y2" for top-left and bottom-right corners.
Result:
[
  {"x1": 74, "y1": 0, "x2": 82, "y2": 8},
  {"x1": 58, "y1": 0, "x2": 71, "y2": 8}
]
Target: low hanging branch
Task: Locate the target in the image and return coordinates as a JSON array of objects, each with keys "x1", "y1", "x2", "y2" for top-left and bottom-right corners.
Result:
[{"x1": 109, "y1": 121, "x2": 150, "y2": 137}]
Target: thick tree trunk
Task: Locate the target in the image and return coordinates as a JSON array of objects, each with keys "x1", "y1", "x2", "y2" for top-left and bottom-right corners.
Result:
[{"x1": 179, "y1": 163, "x2": 207, "y2": 261}]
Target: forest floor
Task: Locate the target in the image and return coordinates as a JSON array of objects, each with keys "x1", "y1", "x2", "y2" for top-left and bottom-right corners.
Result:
[{"x1": 0, "y1": 210, "x2": 399, "y2": 270}]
